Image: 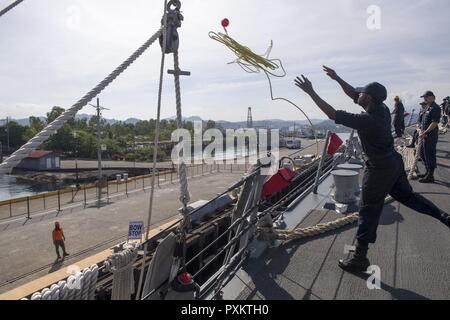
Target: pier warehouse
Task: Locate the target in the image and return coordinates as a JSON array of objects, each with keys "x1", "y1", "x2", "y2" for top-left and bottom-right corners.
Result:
[{"x1": 17, "y1": 151, "x2": 61, "y2": 171}]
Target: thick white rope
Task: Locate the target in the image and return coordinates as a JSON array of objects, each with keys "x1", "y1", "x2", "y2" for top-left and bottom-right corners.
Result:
[
  {"x1": 26, "y1": 264, "x2": 98, "y2": 300},
  {"x1": 104, "y1": 244, "x2": 139, "y2": 300},
  {"x1": 0, "y1": 28, "x2": 163, "y2": 175},
  {"x1": 407, "y1": 137, "x2": 424, "y2": 179}
]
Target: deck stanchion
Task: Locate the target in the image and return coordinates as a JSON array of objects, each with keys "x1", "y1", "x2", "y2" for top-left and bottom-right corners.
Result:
[
  {"x1": 57, "y1": 190, "x2": 61, "y2": 214},
  {"x1": 106, "y1": 180, "x2": 110, "y2": 203},
  {"x1": 84, "y1": 185, "x2": 87, "y2": 207},
  {"x1": 26, "y1": 197, "x2": 31, "y2": 220}
]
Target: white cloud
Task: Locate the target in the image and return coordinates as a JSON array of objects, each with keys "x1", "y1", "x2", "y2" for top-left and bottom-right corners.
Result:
[{"x1": 0, "y1": 0, "x2": 449, "y2": 122}]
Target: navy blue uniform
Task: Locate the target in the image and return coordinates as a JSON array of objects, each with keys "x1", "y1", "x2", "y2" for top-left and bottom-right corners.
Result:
[
  {"x1": 420, "y1": 102, "x2": 441, "y2": 170},
  {"x1": 393, "y1": 101, "x2": 405, "y2": 137},
  {"x1": 335, "y1": 104, "x2": 442, "y2": 244}
]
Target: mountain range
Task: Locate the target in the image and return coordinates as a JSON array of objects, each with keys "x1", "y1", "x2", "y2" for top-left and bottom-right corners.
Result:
[{"x1": 0, "y1": 114, "x2": 361, "y2": 133}]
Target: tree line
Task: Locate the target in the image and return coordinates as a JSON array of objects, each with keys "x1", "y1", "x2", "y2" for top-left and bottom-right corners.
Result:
[{"x1": 0, "y1": 106, "x2": 218, "y2": 162}]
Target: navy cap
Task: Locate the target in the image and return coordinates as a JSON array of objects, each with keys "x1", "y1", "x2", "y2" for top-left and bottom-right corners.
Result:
[
  {"x1": 421, "y1": 91, "x2": 435, "y2": 98},
  {"x1": 355, "y1": 82, "x2": 387, "y2": 103}
]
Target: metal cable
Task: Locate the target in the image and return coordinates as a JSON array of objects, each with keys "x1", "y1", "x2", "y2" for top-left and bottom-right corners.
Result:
[
  {"x1": 0, "y1": 0, "x2": 24, "y2": 18},
  {"x1": 0, "y1": 27, "x2": 163, "y2": 174}
]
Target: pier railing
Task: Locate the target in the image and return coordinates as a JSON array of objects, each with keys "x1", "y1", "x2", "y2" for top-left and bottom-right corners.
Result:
[{"x1": 0, "y1": 162, "x2": 250, "y2": 222}]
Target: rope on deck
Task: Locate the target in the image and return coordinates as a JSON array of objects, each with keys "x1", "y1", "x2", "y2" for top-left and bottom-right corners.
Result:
[
  {"x1": 104, "y1": 243, "x2": 139, "y2": 300},
  {"x1": 24, "y1": 264, "x2": 99, "y2": 300},
  {"x1": 258, "y1": 213, "x2": 359, "y2": 241}
]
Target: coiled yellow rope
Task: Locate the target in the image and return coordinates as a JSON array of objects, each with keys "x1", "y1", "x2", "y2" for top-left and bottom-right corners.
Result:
[{"x1": 209, "y1": 31, "x2": 320, "y2": 156}]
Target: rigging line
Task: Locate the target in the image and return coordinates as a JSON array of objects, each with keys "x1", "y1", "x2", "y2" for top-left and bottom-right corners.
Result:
[
  {"x1": 136, "y1": 0, "x2": 168, "y2": 301},
  {"x1": 263, "y1": 70, "x2": 320, "y2": 156},
  {"x1": 0, "y1": 0, "x2": 24, "y2": 18}
]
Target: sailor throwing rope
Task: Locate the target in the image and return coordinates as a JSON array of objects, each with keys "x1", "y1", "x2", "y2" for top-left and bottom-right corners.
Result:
[{"x1": 295, "y1": 66, "x2": 450, "y2": 272}]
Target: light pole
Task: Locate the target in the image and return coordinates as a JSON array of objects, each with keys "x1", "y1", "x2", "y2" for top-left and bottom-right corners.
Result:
[
  {"x1": 89, "y1": 97, "x2": 110, "y2": 208},
  {"x1": 6, "y1": 116, "x2": 10, "y2": 153},
  {"x1": 73, "y1": 131, "x2": 80, "y2": 188}
]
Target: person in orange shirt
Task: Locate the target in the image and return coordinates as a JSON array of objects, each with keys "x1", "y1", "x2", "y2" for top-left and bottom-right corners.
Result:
[{"x1": 52, "y1": 221, "x2": 69, "y2": 259}]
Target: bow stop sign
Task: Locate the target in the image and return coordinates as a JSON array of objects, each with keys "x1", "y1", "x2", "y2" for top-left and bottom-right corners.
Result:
[{"x1": 128, "y1": 221, "x2": 144, "y2": 241}]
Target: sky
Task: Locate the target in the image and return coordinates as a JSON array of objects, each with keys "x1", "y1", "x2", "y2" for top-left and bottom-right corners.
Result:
[{"x1": 0, "y1": 0, "x2": 449, "y2": 122}]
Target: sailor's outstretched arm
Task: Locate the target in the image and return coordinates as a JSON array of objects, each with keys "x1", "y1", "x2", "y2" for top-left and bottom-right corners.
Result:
[
  {"x1": 295, "y1": 75, "x2": 336, "y2": 120},
  {"x1": 323, "y1": 66, "x2": 358, "y2": 102},
  {"x1": 295, "y1": 75, "x2": 376, "y2": 131}
]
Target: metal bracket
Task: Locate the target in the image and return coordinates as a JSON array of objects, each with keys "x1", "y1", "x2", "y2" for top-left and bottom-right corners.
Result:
[
  {"x1": 168, "y1": 69, "x2": 191, "y2": 76},
  {"x1": 160, "y1": 0, "x2": 184, "y2": 54}
]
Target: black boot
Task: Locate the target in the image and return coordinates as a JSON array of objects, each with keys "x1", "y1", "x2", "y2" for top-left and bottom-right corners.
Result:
[
  {"x1": 440, "y1": 213, "x2": 450, "y2": 229},
  {"x1": 417, "y1": 169, "x2": 429, "y2": 179},
  {"x1": 338, "y1": 241, "x2": 370, "y2": 272},
  {"x1": 419, "y1": 169, "x2": 435, "y2": 183}
]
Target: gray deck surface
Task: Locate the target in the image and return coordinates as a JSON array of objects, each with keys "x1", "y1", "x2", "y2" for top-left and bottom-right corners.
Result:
[{"x1": 234, "y1": 134, "x2": 450, "y2": 300}]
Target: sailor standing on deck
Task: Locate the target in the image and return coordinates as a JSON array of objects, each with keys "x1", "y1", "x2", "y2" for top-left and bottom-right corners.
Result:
[
  {"x1": 294, "y1": 66, "x2": 450, "y2": 272},
  {"x1": 392, "y1": 96, "x2": 405, "y2": 138},
  {"x1": 440, "y1": 97, "x2": 450, "y2": 128},
  {"x1": 418, "y1": 91, "x2": 441, "y2": 184}
]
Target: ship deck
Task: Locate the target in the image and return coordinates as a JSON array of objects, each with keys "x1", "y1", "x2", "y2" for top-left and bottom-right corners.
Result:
[{"x1": 224, "y1": 133, "x2": 450, "y2": 300}]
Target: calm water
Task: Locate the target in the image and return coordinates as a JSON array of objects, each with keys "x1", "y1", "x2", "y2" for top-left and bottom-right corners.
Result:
[
  {"x1": 0, "y1": 175, "x2": 61, "y2": 201},
  {"x1": 0, "y1": 175, "x2": 36, "y2": 201}
]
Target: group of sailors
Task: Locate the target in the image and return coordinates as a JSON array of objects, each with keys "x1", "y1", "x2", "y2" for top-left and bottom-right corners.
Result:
[{"x1": 393, "y1": 92, "x2": 449, "y2": 183}]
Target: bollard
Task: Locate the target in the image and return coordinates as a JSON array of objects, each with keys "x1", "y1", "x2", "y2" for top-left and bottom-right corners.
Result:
[
  {"x1": 9, "y1": 199, "x2": 12, "y2": 217},
  {"x1": 43, "y1": 193, "x2": 46, "y2": 209},
  {"x1": 116, "y1": 174, "x2": 121, "y2": 193},
  {"x1": 331, "y1": 170, "x2": 359, "y2": 204},
  {"x1": 337, "y1": 163, "x2": 363, "y2": 196}
]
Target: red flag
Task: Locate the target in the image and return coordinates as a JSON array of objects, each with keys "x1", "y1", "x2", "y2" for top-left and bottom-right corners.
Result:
[{"x1": 327, "y1": 133, "x2": 343, "y2": 155}]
